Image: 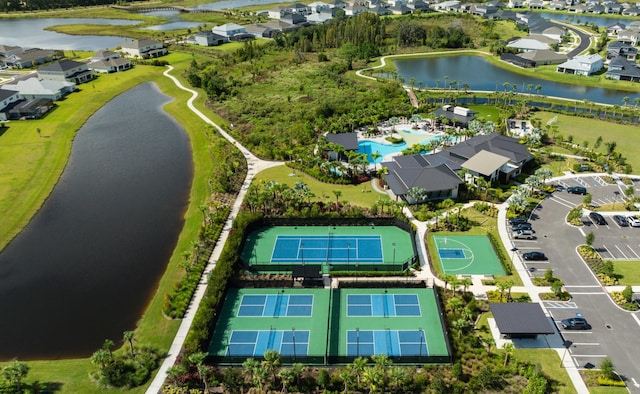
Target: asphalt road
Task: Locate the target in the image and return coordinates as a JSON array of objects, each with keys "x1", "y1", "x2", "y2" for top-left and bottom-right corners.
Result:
[{"x1": 518, "y1": 179, "x2": 640, "y2": 391}]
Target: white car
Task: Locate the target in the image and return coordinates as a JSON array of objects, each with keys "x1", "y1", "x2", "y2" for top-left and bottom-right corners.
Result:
[{"x1": 628, "y1": 216, "x2": 640, "y2": 227}]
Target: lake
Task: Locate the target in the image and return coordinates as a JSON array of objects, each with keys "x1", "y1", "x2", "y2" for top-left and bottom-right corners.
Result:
[
  {"x1": 393, "y1": 55, "x2": 639, "y2": 106},
  {"x1": 0, "y1": 82, "x2": 193, "y2": 359},
  {"x1": 0, "y1": 18, "x2": 140, "y2": 50},
  {"x1": 537, "y1": 12, "x2": 633, "y2": 28}
]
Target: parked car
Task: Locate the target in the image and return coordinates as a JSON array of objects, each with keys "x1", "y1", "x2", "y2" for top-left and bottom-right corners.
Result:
[
  {"x1": 567, "y1": 186, "x2": 587, "y2": 195},
  {"x1": 561, "y1": 317, "x2": 590, "y2": 330},
  {"x1": 613, "y1": 215, "x2": 628, "y2": 227},
  {"x1": 512, "y1": 229, "x2": 535, "y2": 240},
  {"x1": 512, "y1": 223, "x2": 533, "y2": 232},
  {"x1": 508, "y1": 217, "x2": 528, "y2": 225},
  {"x1": 589, "y1": 212, "x2": 607, "y2": 225},
  {"x1": 628, "y1": 216, "x2": 640, "y2": 227},
  {"x1": 523, "y1": 251, "x2": 547, "y2": 261}
]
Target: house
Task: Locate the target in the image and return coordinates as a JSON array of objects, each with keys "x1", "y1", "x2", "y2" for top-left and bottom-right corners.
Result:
[
  {"x1": 556, "y1": 54, "x2": 604, "y2": 76},
  {"x1": 244, "y1": 24, "x2": 278, "y2": 38},
  {"x1": 606, "y1": 56, "x2": 640, "y2": 82},
  {"x1": 4, "y1": 97, "x2": 54, "y2": 120},
  {"x1": 622, "y1": 6, "x2": 639, "y2": 16},
  {"x1": 91, "y1": 49, "x2": 120, "y2": 62},
  {"x1": 541, "y1": 26, "x2": 565, "y2": 41},
  {"x1": 1, "y1": 77, "x2": 76, "y2": 100},
  {"x1": 4, "y1": 48, "x2": 55, "y2": 69},
  {"x1": 281, "y1": 13, "x2": 307, "y2": 25},
  {"x1": 119, "y1": 38, "x2": 167, "y2": 59},
  {"x1": 501, "y1": 52, "x2": 537, "y2": 68},
  {"x1": 607, "y1": 41, "x2": 638, "y2": 61},
  {"x1": 587, "y1": 4, "x2": 605, "y2": 13},
  {"x1": 288, "y1": 2, "x2": 312, "y2": 14},
  {"x1": 506, "y1": 35, "x2": 556, "y2": 52},
  {"x1": 308, "y1": 1, "x2": 331, "y2": 12},
  {"x1": 190, "y1": 31, "x2": 229, "y2": 46},
  {"x1": 88, "y1": 57, "x2": 132, "y2": 73},
  {"x1": 433, "y1": 105, "x2": 476, "y2": 127},
  {"x1": 382, "y1": 133, "x2": 533, "y2": 203},
  {"x1": 568, "y1": 4, "x2": 587, "y2": 12},
  {"x1": 325, "y1": 132, "x2": 359, "y2": 161},
  {"x1": 268, "y1": 6, "x2": 290, "y2": 19},
  {"x1": 327, "y1": 0, "x2": 349, "y2": 9},
  {"x1": 606, "y1": 23, "x2": 626, "y2": 36},
  {"x1": 345, "y1": 3, "x2": 368, "y2": 15},
  {"x1": 507, "y1": 0, "x2": 524, "y2": 8},
  {"x1": 528, "y1": 0, "x2": 545, "y2": 9},
  {"x1": 408, "y1": 0, "x2": 430, "y2": 12},
  {"x1": 548, "y1": 0, "x2": 566, "y2": 10},
  {"x1": 617, "y1": 29, "x2": 640, "y2": 46},
  {"x1": 382, "y1": 155, "x2": 463, "y2": 203},
  {"x1": 307, "y1": 9, "x2": 336, "y2": 22},
  {"x1": 433, "y1": 0, "x2": 461, "y2": 11},
  {"x1": 0, "y1": 44, "x2": 23, "y2": 58},
  {"x1": 38, "y1": 59, "x2": 93, "y2": 84},
  {"x1": 517, "y1": 49, "x2": 568, "y2": 65},
  {"x1": 0, "y1": 89, "x2": 21, "y2": 121},
  {"x1": 390, "y1": 4, "x2": 412, "y2": 14}
]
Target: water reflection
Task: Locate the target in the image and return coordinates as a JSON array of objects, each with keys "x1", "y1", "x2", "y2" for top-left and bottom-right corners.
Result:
[
  {"x1": 0, "y1": 18, "x2": 140, "y2": 50},
  {"x1": 0, "y1": 82, "x2": 193, "y2": 359},
  {"x1": 393, "y1": 55, "x2": 639, "y2": 105}
]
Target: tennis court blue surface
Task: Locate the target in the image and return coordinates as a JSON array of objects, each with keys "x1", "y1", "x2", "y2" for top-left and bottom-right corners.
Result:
[
  {"x1": 227, "y1": 330, "x2": 310, "y2": 357},
  {"x1": 346, "y1": 330, "x2": 428, "y2": 357},
  {"x1": 438, "y1": 249, "x2": 465, "y2": 259},
  {"x1": 271, "y1": 235, "x2": 383, "y2": 264},
  {"x1": 238, "y1": 294, "x2": 313, "y2": 317},
  {"x1": 346, "y1": 294, "x2": 421, "y2": 317}
]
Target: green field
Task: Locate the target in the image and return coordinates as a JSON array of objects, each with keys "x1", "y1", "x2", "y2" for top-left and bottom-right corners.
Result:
[
  {"x1": 433, "y1": 235, "x2": 505, "y2": 275},
  {"x1": 534, "y1": 111, "x2": 640, "y2": 172},
  {"x1": 252, "y1": 165, "x2": 390, "y2": 207},
  {"x1": 613, "y1": 260, "x2": 640, "y2": 286}
]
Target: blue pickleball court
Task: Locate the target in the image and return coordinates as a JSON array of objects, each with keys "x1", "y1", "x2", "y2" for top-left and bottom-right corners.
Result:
[{"x1": 271, "y1": 235, "x2": 383, "y2": 264}]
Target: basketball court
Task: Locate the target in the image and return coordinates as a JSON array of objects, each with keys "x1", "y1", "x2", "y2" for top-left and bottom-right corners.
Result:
[{"x1": 432, "y1": 235, "x2": 504, "y2": 275}]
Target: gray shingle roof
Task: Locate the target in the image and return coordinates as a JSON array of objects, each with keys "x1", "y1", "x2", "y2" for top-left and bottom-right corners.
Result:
[
  {"x1": 326, "y1": 132, "x2": 359, "y2": 151},
  {"x1": 39, "y1": 59, "x2": 85, "y2": 72},
  {"x1": 490, "y1": 303, "x2": 555, "y2": 335}
]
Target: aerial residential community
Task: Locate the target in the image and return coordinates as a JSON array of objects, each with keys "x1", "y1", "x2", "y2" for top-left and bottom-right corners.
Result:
[{"x1": 0, "y1": 0, "x2": 639, "y2": 393}]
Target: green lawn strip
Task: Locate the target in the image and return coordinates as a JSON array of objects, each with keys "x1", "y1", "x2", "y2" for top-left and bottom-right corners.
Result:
[
  {"x1": 0, "y1": 52, "x2": 223, "y2": 392},
  {"x1": 588, "y1": 387, "x2": 630, "y2": 394},
  {"x1": 612, "y1": 260, "x2": 640, "y2": 286},
  {"x1": 0, "y1": 65, "x2": 164, "y2": 251},
  {"x1": 514, "y1": 349, "x2": 578, "y2": 394},
  {"x1": 535, "y1": 111, "x2": 640, "y2": 172},
  {"x1": 252, "y1": 165, "x2": 389, "y2": 207}
]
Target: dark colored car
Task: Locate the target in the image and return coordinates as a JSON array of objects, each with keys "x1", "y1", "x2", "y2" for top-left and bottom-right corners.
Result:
[
  {"x1": 523, "y1": 251, "x2": 547, "y2": 261},
  {"x1": 613, "y1": 215, "x2": 628, "y2": 227},
  {"x1": 508, "y1": 217, "x2": 528, "y2": 225},
  {"x1": 567, "y1": 186, "x2": 587, "y2": 195},
  {"x1": 589, "y1": 211, "x2": 607, "y2": 225},
  {"x1": 512, "y1": 223, "x2": 533, "y2": 232},
  {"x1": 561, "y1": 317, "x2": 590, "y2": 330}
]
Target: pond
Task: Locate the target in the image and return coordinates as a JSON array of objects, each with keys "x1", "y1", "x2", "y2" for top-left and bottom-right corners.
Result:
[
  {"x1": 0, "y1": 18, "x2": 140, "y2": 50},
  {"x1": 393, "y1": 55, "x2": 639, "y2": 106},
  {"x1": 0, "y1": 82, "x2": 193, "y2": 360},
  {"x1": 193, "y1": 0, "x2": 289, "y2": 10},
  {"x1": 143, "y1": 21, "x2": 203, "y2": 31}
]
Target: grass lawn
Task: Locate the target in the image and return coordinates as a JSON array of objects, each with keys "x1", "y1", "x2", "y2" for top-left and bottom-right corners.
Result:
[
  {"x1": 543, "y1": 154, "x2": 581, "y2": 176},
  {"x1": 252, "y1": 165, "x2": 390, "y2": 207},
  {"x1": 589, "y1": 387, "x2": 629, "y2": 394},
  {"x1": 613, "y1": 260, "x2": 640, "y2": 286},
  {"x1": 534, "y1": 111, "x2": 640, "y2": 172},
  {"x1": 514, "y1": 349, "x2": 578, "y2": 394},
  {"x1": 469, "y1": 105, "x2": 501, "y2": 122},
  {"x1": 0, "y1": 51, "x2": 231, "y2": 392}
]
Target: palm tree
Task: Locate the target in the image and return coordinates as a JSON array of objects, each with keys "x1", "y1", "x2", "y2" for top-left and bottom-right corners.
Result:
[
  {"x1": 102, "y1": 339, "x2": 114, "y2": 357},
  {"x1": 262, "y1": 349, "x2": 282, "y2": 383},
  {"x1": 634, "y1": 97, "x2": 640, "y2": 109},
  {"x1": 339, "y1": 366, "x2": 356, "y2": 393},
  {"x1": 351, "y1": 357, "x2": 368, "y2": 387},
  {"x1": 189, "y1": 352, "x2": 211, "y2": 392},
  {"x1": 389, "y1": 366, "x2": 407, "y2": 394},
  {"x1": 2, "y1": 360, "x2": 29, "y2": 393},
  {"x1": 483, "y1": 336, "x2": 495, "y2": 355},
  {"x1": 332, "y1": 190, "x2": 342, "y2": 208},
  {"x1": 362, "y1": 366, "x2": 384, "y2": 393},
  {"x1": 123, "y1": 331, "x2": 135, "y2": 358},
  {"x1": 496, "y1": 280, "x2": 511, "y2": 302},
  {"x1": 451, "y1": 318, "x2": 468, "y2": 339},
  {"x1": 447, "y1": 297, "x2": 464, "y2": 312},
  {"x1": 503, "y1": 343, "x2": 514, "y2": 366},
  {"x1": 535, "y1": 84, "x2": 542, "y2": 95},
  {"x1": 623, "y1": 96, "x2": 630, "y2": 107},
  {"x1": 371, "y1": 151, "x2": 381, "y2": 171}
]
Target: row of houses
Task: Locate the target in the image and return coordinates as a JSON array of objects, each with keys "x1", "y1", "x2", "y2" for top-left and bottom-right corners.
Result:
[
  {"x1": 434, "y1": 0, "x2": 640, "y2": 16},
  {"x1": 0, "y1": 38, "x2": 170, "y2": 120}
]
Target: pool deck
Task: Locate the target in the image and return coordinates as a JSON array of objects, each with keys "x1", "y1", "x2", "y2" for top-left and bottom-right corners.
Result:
[{"x1": 356, "y1": 122, "x2": 444, "y2": 164}]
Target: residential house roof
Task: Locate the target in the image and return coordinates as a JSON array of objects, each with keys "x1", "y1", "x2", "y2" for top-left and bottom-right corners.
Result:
[
  {"x1": 383, "y1": 159, "x2": 463, "y2": 195},
  {"x1": 507, "y1": 37, "x2": 553, "y2": 51},
  {"x1": 1, "y1": 77, "x2": 75, "y2": 97},
  {"x1": 446, "y1": 132, "x2": 533, "y2": 164},
  {"x1": 0, "y1": 88, "x2": 19, "y2": 101},
  {"x1": 518, "y1": 49, "x2": 568, "y2": 63},
  {"x1": 461, "y1": 150, "x2": 510, "y2": 176},
  {"x1": 0, "y1": 44, "x2": 21, "y2": 55},
  {"x1": 606, "y1": 56, "x2": 640, "y2": 79},
  {"x1": 326, "y1": 132, "x2": 359, "y2": 151},
  {"x1": 490, "y1": 303, "x2": 555, "y2": 335},
  {"x1": 120, "y1": 38, "x2": 161, "y2": 49},
  {"x1": 557, "y1": 53, "x2": 603, "y2": 73},
  {"x1": 38, "y1": 59, "x2": 86, "y2": 73}
]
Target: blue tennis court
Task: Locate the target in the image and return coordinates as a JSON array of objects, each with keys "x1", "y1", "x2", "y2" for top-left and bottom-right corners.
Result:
[
  {"x1": 346, "y1": 294, "x2": 421, "y2": 317},
  {"x1": 271, "y1": 235, "x2": 383, "y2": 264},
  {"x1": 346, "y1": 329, "x2": 428, "y2": 357},
  {"x1": 238, "y1": 294, "x2": 313, "y2": 317},
  {"x1": 438, "y1": 249, "x2": 466, "y2": 259},
  {"x1": 226, "y1": 330, "x2": 310, "y2": 357}
]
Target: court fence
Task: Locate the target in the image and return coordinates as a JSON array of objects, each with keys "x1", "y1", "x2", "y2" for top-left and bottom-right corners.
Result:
[{"x1": 240, "y1": 217, "x2": 419, "y2": 274}]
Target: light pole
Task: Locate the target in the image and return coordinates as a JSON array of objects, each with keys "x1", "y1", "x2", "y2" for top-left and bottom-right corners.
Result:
[
  {"x1": 419, "y1": 328, "x2": 423, "y2": 362},
  {"x1": 356, "y1": 328, "x2": 360, "y2": 357},
  {"x1": 511, "y1": 247, "x2": 518, "y2": 262}
]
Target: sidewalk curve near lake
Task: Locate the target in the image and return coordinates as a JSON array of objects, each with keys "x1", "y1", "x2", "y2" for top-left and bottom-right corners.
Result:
[{"x1": 146, "y1": 66, "x2": 282, "y2": 394}]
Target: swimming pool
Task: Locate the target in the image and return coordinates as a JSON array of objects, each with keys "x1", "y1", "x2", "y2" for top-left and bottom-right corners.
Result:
[{"x1": 358, "y1": 135, "x2": 440, "y2": 164}]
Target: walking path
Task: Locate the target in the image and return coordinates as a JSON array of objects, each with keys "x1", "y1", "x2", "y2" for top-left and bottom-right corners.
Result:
[{"x1": 146, "y1": 66, "x2": 283, "y2": 394}]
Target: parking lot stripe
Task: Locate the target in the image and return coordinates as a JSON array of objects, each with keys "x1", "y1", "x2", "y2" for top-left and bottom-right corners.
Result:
[
  {"x1": 600, "y1": 244, "x2": 612, "y2": 258},
  {"x1": 626, "y1": 245, "x2": 640, "y2": 259},
  {"x1": 632, "y1": 313, "x2": 640, "y2": 327},
  {"x1": 571, "y1": 343, "x2": 600, "y2": 346},
  {"x1": 614, "y1": 245, "x2": 629, "y2": 259},
  {"x1": 571, "y1": 354, "x2": 608, "y2": 357}
]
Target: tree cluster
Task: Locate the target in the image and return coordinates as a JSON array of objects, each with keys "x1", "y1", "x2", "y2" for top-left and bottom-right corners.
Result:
[{"x1": 0, "y1": 0, "x2": 135, "y2": 12}]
